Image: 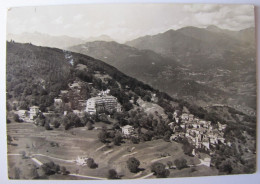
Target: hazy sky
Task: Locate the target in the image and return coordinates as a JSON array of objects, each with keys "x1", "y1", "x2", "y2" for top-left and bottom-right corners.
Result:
[{"x1": 7, "y1": 4, "x2": 255, "y2": 42}]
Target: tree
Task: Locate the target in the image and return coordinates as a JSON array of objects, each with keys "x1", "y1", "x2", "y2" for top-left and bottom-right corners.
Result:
[
  {"x1": 44, "y1": 122, "x2": 52, "y2": 130},
  {"x1": 151, "y1": 162, "x2": 170, "y2": 178},
  {"x1": 60, "y1": 166, "x2": 69, "y2": 175},
  {"x1": 13, "y1": 114, "x2": 20, "y2": 122},
  {"x1": 98, "y1": 129, "x2": 108, "y2": 143},
  {"x1": 174, "y1": 158, "x2": 188, "y2": 170},
  {"x1": 87, "y1": 158, "x2": 98, "y2": 169},
  {"x1": 113, "y1": 133, "x2": 123, "y2": 146},
  {"x1": 127, "y1": 157, "x2": 140, "y2": 173},
  {"x1": 87, "y1": 121, "x2": 94, "y2": 130},
  {"x1": 220, "y1": 161, "x2": 233, "y2": 174},
  {"x1": 41, "y1": 161, "x2": 60, "y2": 175},
  {"x1": 181, "y1": 138, "x2": 194, "y2": 156},
  {"x1": 53, "y1": 120, "x2": 61, "y2": 128},
  {"x1": 130, "y1": 136, "x2": 140, "y2": 144},
  {"x1": 107, "y1": 169, "x2": 119, "y2": 179}
]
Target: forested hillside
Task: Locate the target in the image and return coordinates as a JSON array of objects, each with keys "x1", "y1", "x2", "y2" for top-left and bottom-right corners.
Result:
[{"x1": 6, "y1": 42, "x2": 256, "y2": 176}]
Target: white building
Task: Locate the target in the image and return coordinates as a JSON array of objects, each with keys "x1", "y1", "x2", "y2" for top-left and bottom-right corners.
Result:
[
  {"x1": 121, "y1": 125, "x2": 134, "y2": 136},
  {"x1": 86, "y1": 95, "x2": 119, "y2": 114},
  {"x1": 54, "y1": 98, "x2": 62, "y2": 103},
  {"x1": 86, "y1": 98, "x2": 97, "y2": 114},
  {"x1": 75, "y1": 156, "x2": 88, "y2": 166},
  {"x1": 98, "y1": 89, "x2": 110, "y2": 96},
  {"x1": 199, "y1": 157, "x2": 211, "y2": 167},
  {"x1": 29, "y1": 106, "x2": 39, "y2": 120},
  {"x1": 16, "y1": 110, "x2": 28, "y2": 121},
  {"x1": 73, "y1": 110, "x2": 82, "y2": 116},
  {"x1": 181, "y1": 113, "x2": 189, "y2": 120}
]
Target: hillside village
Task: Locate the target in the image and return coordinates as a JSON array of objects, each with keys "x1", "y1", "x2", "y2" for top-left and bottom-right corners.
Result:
[
  {"x1": 6, "y1": 42, "x2": 256, "y2": 179},
  {"x1": 13, "y1": 75, "x2": 230, "y2": 168}
]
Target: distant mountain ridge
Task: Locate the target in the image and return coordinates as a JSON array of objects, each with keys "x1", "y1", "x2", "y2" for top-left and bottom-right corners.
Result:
[
  {"x1": 7, "y1": 32, "x2": 114, "y2": 49},
  {"x1": 69, "y1": 26, "x2": 256, "y2": 115}
]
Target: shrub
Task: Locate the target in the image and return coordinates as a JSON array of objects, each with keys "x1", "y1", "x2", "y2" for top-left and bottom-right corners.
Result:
[
  {"x1": 127, "y1": 157, "x2": 140, "y2": 173},
  {"x1": 113, "y1": 133, "x2": 123, "y2": 146},
  {"x1": 87, "y1": 121, "x2": 94, "y2": 130},
  {"x1": 107, "y1": 169, "x2": 119, "y2": 179},
  {"x1": 98, "y1": 130, "x2": 108, "y2": 143},
  {"x1": 87, "y1": 158, "x2": 98, "y2": 169},
  {"x1": 13, "y1": 114, "x2": 20, "y2": 122},
  {"x1": 41, "y1": 161, "x2": 60, "y2": 175},
  {"x1": 130, "y1": 136, "x2": 140, "y2": 144},
  {"x1": 60, "y1": 166, "x2": 69, "y2": 175},
  {"x1": 151, "y1": 162, "x2": 169, "y2": 178},
  {"x1": 174, "y1": 158, "x2": 188, "y2": 170},
  {"x1": 45, "y1": 122, "x2": 52, "y2": 130},
  {"x1": 53, "y1": 120, "x2": 60, "y2": 128}
]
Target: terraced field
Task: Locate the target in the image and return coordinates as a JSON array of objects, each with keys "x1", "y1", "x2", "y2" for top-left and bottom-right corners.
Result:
[{"x1": 7, "y1": 122, "x2": 218, "y2": 179}]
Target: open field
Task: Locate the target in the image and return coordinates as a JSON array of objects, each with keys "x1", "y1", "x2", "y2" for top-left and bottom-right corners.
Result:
[{"x1": 7, "y1": 122, "x2": 218, "y2": 179}]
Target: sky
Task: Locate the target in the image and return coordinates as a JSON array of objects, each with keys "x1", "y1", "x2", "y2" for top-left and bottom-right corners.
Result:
[{"x1": 7, "y1": 3, "x2": 255, "y2": 43}]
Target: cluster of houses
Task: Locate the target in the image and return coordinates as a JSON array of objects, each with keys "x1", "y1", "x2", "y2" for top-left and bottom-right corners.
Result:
[
  {"x1": 119, "y1": 110, "x2": 230, "y2": 167},
  {"x1": 15, "y1": 106, "x2": 40, "y2": 122},
  {"x1": 14, "y1": 81, "x2": 122, "y2": 121},
  {"x1": 169, "y1": 111, "x2": 229, "y2": 152}
]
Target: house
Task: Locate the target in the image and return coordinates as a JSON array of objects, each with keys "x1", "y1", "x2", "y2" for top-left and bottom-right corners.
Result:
[
  {"x1": 151, "y1": 93, "x2": 158, "y2": 102},
  {"x1": 54, "y1": 98, "x2": 62, "y2": 103},
  {"x1": 168, "y1": 122, "x2": 175, "y2": 129},
  {"x1": 29, "y1": 106, "x2": 39, "y2": 120},
  {"x1": 54, "y1": 98, "x2": 63, "y2": 107},
  {"x1": 75, "y1": 156, "x2": 88, "y2": 166},
  {"x1": 188, "y1": 114, "x2": 194, "y2": 120},
  {"x1": 98, "y1": 89, "x2": 110, "y2": 96},
  {"x1": 121, "y1": 125, "x2": 134, "y2": 136},
  {"x1": 173, "y1": 110, "x2": 181, "y2": 117},
  {"x1": 199, "y1": 157, "x2": 211, "y2": 167},
  {"x1": 16, "y1": 110, "x2": 28, "y2": 121},
  {"x1": 116, "y1": 103, "x2": 122, "y2": 112},
  {"x1": 60, "y1": 90, "x2": 68, "y2": 94},
  {"x1": 175, "y1": 117, "x2": 180, "y2": 123},
  {"x1": 73, "y1": 110, "x2": 82, "y2": 116},
  {"x1": 69, "y1": 81, "x2": 81, "y2": 89},
  {"x1": 218, "y1": 122, "x2": 227, "y2": 131},
  {"x1": 181, "y1": 113, "x2": 189, "y2": 120},
  {"x1": 202, "y1": 140, "x2": 210, "y2": 150}
]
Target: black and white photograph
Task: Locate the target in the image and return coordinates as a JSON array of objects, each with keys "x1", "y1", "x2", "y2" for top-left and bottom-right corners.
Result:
[{"x1": 4, "y1": 2, "x2": 257, "y2": 181}]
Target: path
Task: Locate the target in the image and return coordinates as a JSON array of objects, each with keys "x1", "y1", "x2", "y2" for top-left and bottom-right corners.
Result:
[
  {"x1": 151, "y1": 156, "x2": 170, "y2": 163},
  {"x1": 95, "y1": 145, "x2": 106, "y2": 152},
  {"x1": 122, "y1": 151, "x2": 137, "y2": 158},
  {"x1": 32, "y1": 153, "x2": 75, "y2": 163},
  {"x1": 31, "y1": 157, "x2": 43, "y2": 166},
  {"x1": 137, "y1": 173, "x2": 154, "y2": 179}
]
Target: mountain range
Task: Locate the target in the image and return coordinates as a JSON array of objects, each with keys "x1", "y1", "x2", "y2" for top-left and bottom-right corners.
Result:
[
  {"x1": 8, "y1": 25, "x2": 256, "y2": 116},
  {"x1": 68, "y1": 26, "x2": 256, "y2": 115},
  {"x1": 7, "y1": 32, "x2": 114, "y2": 49}
]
